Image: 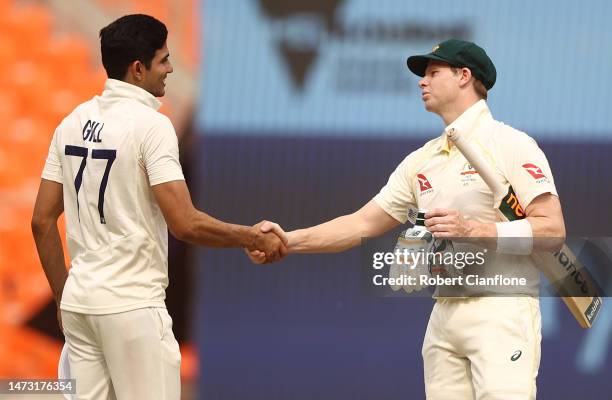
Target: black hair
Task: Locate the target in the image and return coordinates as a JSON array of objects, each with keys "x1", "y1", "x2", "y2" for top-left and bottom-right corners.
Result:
[{"x1": 99, "y1": 14, "x2": 168, "y2": 80}]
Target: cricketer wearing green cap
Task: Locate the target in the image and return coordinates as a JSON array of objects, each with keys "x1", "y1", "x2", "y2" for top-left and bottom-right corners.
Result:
[
  {"x1": 248, "y1": 38, "x2": 565, "y2": 399},
  {"x1": 407, "y1": 38, "x2": 497, "y2": 90},
  {"x1": 399, "y1": 39, "x2": 563, "y2": 399}
]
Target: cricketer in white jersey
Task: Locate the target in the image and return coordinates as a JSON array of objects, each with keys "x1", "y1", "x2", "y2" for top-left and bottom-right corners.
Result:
[
  {"x1": 248, "y1": 38, "x2": 566, "y2": 400},
  {"x1": 42, "y1": 78, "x2": 183, "y2": 314},
  {"x1": 32, "y1": 14, "x2": 287, "y2": 400}
]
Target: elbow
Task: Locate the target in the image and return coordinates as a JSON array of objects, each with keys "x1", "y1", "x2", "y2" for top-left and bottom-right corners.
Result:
[
  {"x1": 169, "y1": 224, "x2": 189, "y2": 242},
  {"x1": 349, "y1": 213, "x2": 370, "y2": 244},
  {"x1": 169, "y1": 220, "x2": 194, "y2": 243},
  {"x1": 31, "y1": 214, "x2": 49, "y2": 237},
  {"x1": 166, "y1": 207, "x2": 200, "y2": 243}
]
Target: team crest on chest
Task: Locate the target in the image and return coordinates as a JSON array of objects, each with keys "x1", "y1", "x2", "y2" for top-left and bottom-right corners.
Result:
[{"x1": 460, "y1": 162, "x2": 479, "y2": 185}]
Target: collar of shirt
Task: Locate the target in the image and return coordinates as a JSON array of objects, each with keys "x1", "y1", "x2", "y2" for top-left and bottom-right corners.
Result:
[
  {"x1": 437, "y1": 99, "x2": 492, "y2": 153},
  {"x1": 101, "y1": 78, "x2": 162, "y2": 111}
]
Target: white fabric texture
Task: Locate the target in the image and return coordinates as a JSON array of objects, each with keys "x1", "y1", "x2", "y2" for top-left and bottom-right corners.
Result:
[
  {"x1": 42, "y1": 79, "x2": 184, "y2": 314},
  {"x1": 423, "y1": 297, "x2": 541, "y2": 400},
  {"x1": 61, "y1": 308, "x2": 181, "y2": 400}
]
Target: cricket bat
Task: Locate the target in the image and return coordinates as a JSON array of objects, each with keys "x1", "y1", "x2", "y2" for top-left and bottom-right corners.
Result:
[{"x1": 447, "y1": 128, "x2": 602, "y2": 328}]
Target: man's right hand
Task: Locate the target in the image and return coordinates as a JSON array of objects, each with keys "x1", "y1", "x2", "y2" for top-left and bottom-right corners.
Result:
[
  {"x1": 244, "y1": 221, "x2": 289, "y2": 264},
  {"x1": 249, "y1": 221, "x2": 288, "y2": 263}
]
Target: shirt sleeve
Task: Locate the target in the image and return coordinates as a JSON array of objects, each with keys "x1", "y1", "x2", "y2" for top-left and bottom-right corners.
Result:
[
  {"x1": 41, "y1": 127, "x2": 63, "y2": 183},
  {"x1": 500, "y1": 131, "x2": 558, "y2": 208},
  {"x1": 141, "y1": 117, "x2": 185, "y2": 186},
  {"x1": 373, "y1": 153, "x2": 419, "y2": 224}
]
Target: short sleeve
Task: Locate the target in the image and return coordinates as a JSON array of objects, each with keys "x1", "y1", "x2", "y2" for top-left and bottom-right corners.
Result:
[
  {"x1": 141, "y1": 117, "x2": 185, "y2": 186},
  {"x1": 373, "y1": 153, "x2": 419, "y2": 224},
  {"x1": 501, "y1": 132, "x2": 558, "y2": 208},
  {"x1": 41, "y1": 128, "x2": 63, "y2": 183}
]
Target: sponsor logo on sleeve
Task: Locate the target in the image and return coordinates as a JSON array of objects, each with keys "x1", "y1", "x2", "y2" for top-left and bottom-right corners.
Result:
[
  {"x1": 522, "y1": 163, "x2": 549, "y2": 184},
  {"x1": 522, "y1": 163, "x2": 545, "y2": 178}
]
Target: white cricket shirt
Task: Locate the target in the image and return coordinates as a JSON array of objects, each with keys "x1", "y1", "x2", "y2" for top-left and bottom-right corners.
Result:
[
  {"x1": 42, "y1": 79, "x2": 185, "y2": 314},
  {"x1": 374, "y1": 100, "x2": 558, "y2": 223},
  {"x1": 374, "y1": 100, "x2": 558, "y2": 296}
]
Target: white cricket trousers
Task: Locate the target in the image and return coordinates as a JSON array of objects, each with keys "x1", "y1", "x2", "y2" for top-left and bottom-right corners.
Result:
[
  {"x1": 422, "y1": 297, "x2": 541, "y2": 400},
  {"x1": 61, "y1": 307, "x2": 181, "y2": 400}
]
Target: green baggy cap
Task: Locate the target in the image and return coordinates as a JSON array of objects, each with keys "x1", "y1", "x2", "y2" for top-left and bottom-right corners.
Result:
[{"x1": 407, "y1": 38, "x2": 496, "y2": 90}]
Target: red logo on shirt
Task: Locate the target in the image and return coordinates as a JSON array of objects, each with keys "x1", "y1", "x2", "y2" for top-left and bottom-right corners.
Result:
[
  {"x1": 522, "y1": 163, "x2": 546, "y2": 179},
  {"x1": 417, "y1": 174, "x2": 433, "y2": 192}
]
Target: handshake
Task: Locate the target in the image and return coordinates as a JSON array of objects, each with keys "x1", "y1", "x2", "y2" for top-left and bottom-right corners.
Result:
[{"x1": 246, "y1": 220, "x2": 288, "y2": 264}]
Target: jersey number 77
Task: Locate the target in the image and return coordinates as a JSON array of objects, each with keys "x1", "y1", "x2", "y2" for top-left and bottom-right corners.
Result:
[{"x1": 65, "y1": 145, "x2": 116, "y2": 224}]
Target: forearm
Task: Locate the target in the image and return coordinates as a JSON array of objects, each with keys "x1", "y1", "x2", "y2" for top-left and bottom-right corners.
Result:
[
  {"x1": 427, "y1": 196, "x2": 565, "y2": 253},
  {"x1": 468, "y1": 217, "x2": 565, "y2": 252},
  {"x1": 32, "y1": 221, "x2": 67, "y2": 305},
  {"x1": 526, "y1": 216, "x2": 565, "y2": 239},
  {"x1": 288, "y1": 213, "x2": 366, "y2": 253},
  {"x1": 526, "y1": 215, "x2": 565, "y2": 251},
  {"x1": 180, "y1": 210, "x2": 257, "y2": 249}
]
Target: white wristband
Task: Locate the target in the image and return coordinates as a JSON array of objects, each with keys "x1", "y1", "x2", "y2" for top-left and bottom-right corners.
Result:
[{"x1": 495, "y1": 219, "x2": 533, "y2": 255}]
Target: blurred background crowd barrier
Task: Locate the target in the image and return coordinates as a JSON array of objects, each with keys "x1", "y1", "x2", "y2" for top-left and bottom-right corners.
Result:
[{"x1": 1, "y1": 1, "x2": 610, "y2": 399}]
